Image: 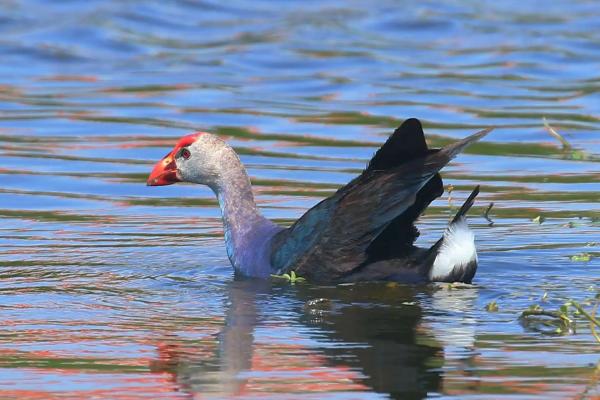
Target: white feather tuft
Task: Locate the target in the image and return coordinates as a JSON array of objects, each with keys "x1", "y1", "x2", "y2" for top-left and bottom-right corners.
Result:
[{"x1": 429, "y1": 217, "x2": 477, "y2": 281}]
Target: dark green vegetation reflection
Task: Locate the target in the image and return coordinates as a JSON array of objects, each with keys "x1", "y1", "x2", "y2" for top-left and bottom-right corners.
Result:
[{"x1": 0, "y1": 0, "x2": 599, "y2": 398}]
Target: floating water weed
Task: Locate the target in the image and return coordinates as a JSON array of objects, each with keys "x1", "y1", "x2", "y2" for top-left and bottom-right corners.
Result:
[
  {"x1": 570, "y1": 253, "x2": 592, "y2": 262},
  {"x1": 532, "y1": 215, "x2": 545, "y2": 224},
  {"x1": 520, "y1": 294, "x2": 600, "y2": 341},
  {"x1": 543, "y1": 118, "x2": 590, "y2": 160},
  {"x1": 519, "y1": 304, "x2": 575, "y2": 335},
  {"x1": 483, "y1": 202, "x2": 495, "y2": 226},
  {"x1": 271, "y1": 270, "x2": 306, "y2": 284},
  {"x1": 485, "y1": 300, "x2": 499, "y2": 312}
]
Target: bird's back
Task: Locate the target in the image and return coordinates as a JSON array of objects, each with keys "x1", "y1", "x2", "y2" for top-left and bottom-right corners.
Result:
[{"x1": 269, "y1": 119, "x2": 490, "y2": 283}]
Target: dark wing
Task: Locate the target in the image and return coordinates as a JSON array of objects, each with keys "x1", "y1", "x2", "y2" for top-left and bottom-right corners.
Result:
[
  {"x1": 364, "y1": 173, "x2": 443, "y2": 260},
  {"x1": 270, "y1": 122, "x2": 491, "y2": 282},
  {"x1": 270, "y1": 119, "x2": 433, "y2": 280},
  {"x1": 367, "y1": 118, "x2": 430, "y2": 171},
  {"x1": 365, "y1": 119, "x2": 445, "y2": 258}
]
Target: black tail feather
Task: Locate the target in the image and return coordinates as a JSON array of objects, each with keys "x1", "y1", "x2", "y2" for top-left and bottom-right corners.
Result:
[
  {"x1": 367, "y1": 118, "x2": 430, "y2": 172},
  {"x1": 451, "y1": 185, "x2": 480, "y2": 223}
]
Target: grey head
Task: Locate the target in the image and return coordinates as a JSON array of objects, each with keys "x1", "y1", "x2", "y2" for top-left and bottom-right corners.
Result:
[
  {"x1": 147, "y1": 132, "x2": 282, "y2": 277},
  {"x1": 147, "y1": 132, "x2": 242, "y2": 190}
]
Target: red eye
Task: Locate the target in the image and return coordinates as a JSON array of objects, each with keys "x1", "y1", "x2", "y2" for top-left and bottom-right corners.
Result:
[{"x1": 181, "y1": 148, "x2": 191, "y2": 159}]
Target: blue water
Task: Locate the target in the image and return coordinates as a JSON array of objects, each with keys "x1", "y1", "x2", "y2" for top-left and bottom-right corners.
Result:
[{"x1": 0, "y1": 1, "x2": 599, "y2": 398}]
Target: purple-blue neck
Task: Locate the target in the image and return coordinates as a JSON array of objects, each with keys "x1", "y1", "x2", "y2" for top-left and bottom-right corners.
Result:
[{"x1": 210, "y1": 165, "x2": 282, "y2": 278}]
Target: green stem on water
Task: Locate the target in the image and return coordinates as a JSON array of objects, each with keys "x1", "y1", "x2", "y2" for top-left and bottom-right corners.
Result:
[
  {"x1": 567, "y1": 299, "x2": 600, "y2": 344},
  {"x1": 569, "y1": 300, "x2": 600, "y2": 328}
]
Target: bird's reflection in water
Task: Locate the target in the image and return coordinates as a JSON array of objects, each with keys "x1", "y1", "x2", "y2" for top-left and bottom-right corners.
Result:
[{"x1": 151, "y1": 279, "x2": 448, "y2": 399}]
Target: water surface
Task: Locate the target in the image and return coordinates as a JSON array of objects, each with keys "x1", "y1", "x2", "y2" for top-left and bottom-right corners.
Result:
[{"x1": 0, "y1": 0, "x2": 599, "y2": 398}]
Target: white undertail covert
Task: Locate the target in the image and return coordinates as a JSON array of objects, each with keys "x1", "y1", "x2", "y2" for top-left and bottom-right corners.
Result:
[{"x1": 429, "y1": 217, "x2": 477, "y2": 281}]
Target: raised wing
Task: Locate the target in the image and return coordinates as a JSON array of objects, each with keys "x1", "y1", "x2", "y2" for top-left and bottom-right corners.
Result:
[{"x1": 270, "y1": 122, "x2": 491, "y2": 282}]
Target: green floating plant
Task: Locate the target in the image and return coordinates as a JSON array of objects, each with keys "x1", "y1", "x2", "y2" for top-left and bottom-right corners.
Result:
[
  {"x1": 571, "y1": 253, "x2": 592, "y2": 262},
  {"x1": 543, "y1": 118, "x2": 590, "y2": 160},
  {"x1": 565, "y1": 298, "x2": 600, "y2": 343},
  {"x1": 271, "y1": 270, "x2": 306, "y2": 284},
  {"x1": 543, "y1": 117, "x2": 572, "y2": 150},
  {"x1": 520, "y1": 294, "x2": 600, "y2": 341},
  {"x1": 485, "y1": 300, "x2": 499, "y2": 312},
  {"x1": 532, "y1": 215, "x2": 545, "y2": 224},
  {"x1": 519, "y1": 303, "x2": 575, "y2": 335},
  {"x1": 445, "y1": 282, "x2": 473, "y2": 290}
]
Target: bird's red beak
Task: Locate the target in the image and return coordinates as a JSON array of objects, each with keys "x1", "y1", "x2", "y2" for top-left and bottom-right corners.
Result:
[
  {"x1": 147, "y1": 151, "x2": 180, "y2": 186},
  {"x1": 147, "y1": 132, "x2": 205, "y2": 186}
]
